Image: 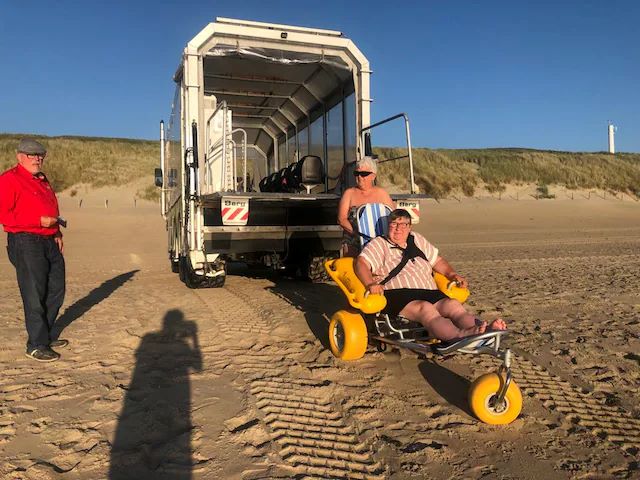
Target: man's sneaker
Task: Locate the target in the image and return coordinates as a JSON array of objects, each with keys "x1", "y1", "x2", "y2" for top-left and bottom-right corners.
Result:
[
  {"x1": 25, "y1": 347, "x2": 60, "y2": 363},
  {"x1": 50, "y1": 339, "x2": 69, "y2": 349}
]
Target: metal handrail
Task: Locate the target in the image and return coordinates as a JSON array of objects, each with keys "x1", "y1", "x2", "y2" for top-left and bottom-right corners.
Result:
[
  {"x1": 361, "y1": 112, "x2": 416, "y2": 194},
  {"x1": 204, "y1": 100, "x2": 228, "y2": 189},
  {"x1": 229, "y1": 139, "x2": 236, "y2": 191},
  {"x1": 232, "y1": 128, "x2": 248, "y2": 192},
  {"x1": 159, "y1": 120, "x2": 166, "y2": 219}
]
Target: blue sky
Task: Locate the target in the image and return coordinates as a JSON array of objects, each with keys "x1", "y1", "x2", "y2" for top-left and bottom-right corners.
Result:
[{"x1": 1, "y1": 0, "x2": 638, "y2": 152}]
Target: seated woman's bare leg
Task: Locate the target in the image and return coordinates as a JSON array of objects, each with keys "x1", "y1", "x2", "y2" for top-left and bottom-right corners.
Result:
[
  {"x1": 434, "y1": 298, "x2": 477, "y2": 330},
  {"x1": 400, "y1": 300, "x2": 487, "y2": 341},
  {"x1": 426, "y1": 316, "x2": 487, "y2": 340},
  {"x1": 436, "y1": 298, "x2": 508, "y2": 333}
]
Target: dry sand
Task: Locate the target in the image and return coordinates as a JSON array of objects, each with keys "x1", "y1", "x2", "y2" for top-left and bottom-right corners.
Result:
[{"x1": 1, "y1": 192, "x2": 639, "y2": 479}]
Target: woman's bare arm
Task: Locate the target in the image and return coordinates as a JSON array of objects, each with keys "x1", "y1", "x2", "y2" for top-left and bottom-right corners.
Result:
[
  {"x1": 337, "y1": 189, "x2": 354, "y2": 234},
  {"x1": 379, "y1": 188, "x2": 395, "y2": 209},
  {"x1": 433, "y1": 256, "x2": 468, "y2": 288}
]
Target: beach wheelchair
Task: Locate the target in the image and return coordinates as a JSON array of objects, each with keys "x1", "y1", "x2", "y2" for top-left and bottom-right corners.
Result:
[{"x1": 324, "y1": 203, "x2": 522, "y2": 425}]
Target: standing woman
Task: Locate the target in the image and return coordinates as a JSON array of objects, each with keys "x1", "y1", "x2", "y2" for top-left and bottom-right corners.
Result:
[{"x1": 337, "y1": 156, "x2": 394, "y2": 257}]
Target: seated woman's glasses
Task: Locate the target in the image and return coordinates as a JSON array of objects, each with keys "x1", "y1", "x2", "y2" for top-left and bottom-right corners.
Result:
[{"x1": 389, "y1": 221, "x2": 410, "y2": 229}]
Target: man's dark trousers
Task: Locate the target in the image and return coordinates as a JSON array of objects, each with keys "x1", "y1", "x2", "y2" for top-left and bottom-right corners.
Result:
[{"x1": 7, "y1": 233, "x2": 65, "y2": 350}]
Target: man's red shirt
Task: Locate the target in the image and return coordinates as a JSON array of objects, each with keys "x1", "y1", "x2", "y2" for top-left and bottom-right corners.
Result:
[{"x1": 0, "y1": 164, "x2": 61, "y2": 236}]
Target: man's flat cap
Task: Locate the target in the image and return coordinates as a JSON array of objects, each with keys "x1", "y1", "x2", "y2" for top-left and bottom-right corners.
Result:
[{"x1": 17, "y1": 138, "x2": 47, "y2": 155}]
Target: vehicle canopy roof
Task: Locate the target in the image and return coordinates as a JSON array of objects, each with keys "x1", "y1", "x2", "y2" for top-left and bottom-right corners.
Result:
[{"x1": 176, "y1": 17, "x2": 371, "y2": 151}]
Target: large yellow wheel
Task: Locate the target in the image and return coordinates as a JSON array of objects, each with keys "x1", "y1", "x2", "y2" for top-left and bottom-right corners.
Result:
[
  {"x1": 468, "y1": 373, "x2": 522, "y2": 425},
  {"x1": 328, "y1": 310, "x2": 368, "y2": 360}
]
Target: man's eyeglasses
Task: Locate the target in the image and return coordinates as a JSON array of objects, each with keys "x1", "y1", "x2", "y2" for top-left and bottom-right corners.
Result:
[
  {"x1": 354, "y1": 171, "x2": 373, "y2": 178},
  {"x1": 389, "y1": 221, "x2": 411, "y2": 229},
  {"x1": 25, "y1": 153, "x2": 46, "y2": 160}
]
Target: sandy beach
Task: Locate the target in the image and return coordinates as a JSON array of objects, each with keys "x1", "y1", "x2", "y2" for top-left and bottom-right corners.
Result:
[{"x1": 1, "y1": 192, "x2": 639, "y2": 479}]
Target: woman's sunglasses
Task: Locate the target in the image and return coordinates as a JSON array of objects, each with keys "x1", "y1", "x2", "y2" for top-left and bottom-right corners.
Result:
[{"x1": 354, "y1": 171, "x2": 373, "y2": 178}]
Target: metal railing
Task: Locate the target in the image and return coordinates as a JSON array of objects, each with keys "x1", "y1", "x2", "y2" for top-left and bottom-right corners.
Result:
[
  {"x1": 361, "y1": 113, "x2": 416, "y2": 194},
  {"x1": 204, "y1": 100, "x2": 230, "y2": 191},
  {"x1": 232, "y1": 128, "x2": 248, "y2": 192}
]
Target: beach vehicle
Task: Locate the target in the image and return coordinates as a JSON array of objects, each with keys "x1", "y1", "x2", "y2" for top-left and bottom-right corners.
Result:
[
  {"x1": 155, "y1": 17, "x2": 422, "y2": 287},
  {"x1": 324, "y1": 203, "x2": 523, "y2": 425}
]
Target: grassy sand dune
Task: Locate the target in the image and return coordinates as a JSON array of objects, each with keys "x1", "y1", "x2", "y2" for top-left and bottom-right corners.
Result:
[
  {"x1": 2, "y1": 134, "x2": 639, "y2": 201},
  {"x1": 375, "y1": 147, "x2": 640, "y2": 198},
  {"x1": 0, "y1": 134, "x2": 158, "y2": 198}
]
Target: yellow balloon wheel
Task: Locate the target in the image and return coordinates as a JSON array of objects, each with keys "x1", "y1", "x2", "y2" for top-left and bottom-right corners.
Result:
[
  {"x1": 468, "y1": 373, "x2": 523, "y2": 425},
  {"x1": 328, "y1": 310, "x2": 368, "y2": 360}
]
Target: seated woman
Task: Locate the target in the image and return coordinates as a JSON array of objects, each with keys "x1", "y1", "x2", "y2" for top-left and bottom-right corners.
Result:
[
  {"x1": 355, "y1": 208, "x2": 507, "y2": 341},
  {"x1": 337, "y1": 156, "x2": 394, "y2": 257}
]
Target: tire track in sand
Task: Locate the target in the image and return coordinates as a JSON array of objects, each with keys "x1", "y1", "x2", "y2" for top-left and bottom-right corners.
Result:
[
  {"x1": 472, "y1": 353, "x2": 640, "y2": 457},
  {"x1": 194, "y1": 279, "x2": 386, "y2": 479}
]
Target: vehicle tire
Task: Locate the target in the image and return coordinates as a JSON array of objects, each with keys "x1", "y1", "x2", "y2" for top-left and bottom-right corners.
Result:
[
  {"x1": 306, "y1": 253, "x2": 338, "y2": 283},
  {"x1": 184, "y1": 272, "x2": 201, "y2": 289},
  {"x1": 178, "y1": 256, "x2": 186, "y2": 282},
  {"x1": 206, "y1": 261, "x2": 226, "y2": 288},
  {"x1": 307, "y1": 256, "x2": 327, "y2": 282},
  {"x1": 468, "y1": 373, "x2": 522, "y2": 425},
  {"x1": 328, "y1": 310, "x2": 368, "y2": 360},
  {"x1": 170, "y1": 258, "x2": 180, "y2": 273},
  {"x1": 179, "y1": 256, "x2": 201, "y2": 289},
  {"x1": 207, "y1": 274, "x2": 226, "y2": 288}
]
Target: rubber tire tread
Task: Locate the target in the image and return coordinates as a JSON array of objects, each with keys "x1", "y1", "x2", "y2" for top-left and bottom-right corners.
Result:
[
  {"x1": 468, "y1": 373, "x2": 523, "y2": 425},
  {"x1": 328, "y1": 310, "x2": 368, "y2": 360}
]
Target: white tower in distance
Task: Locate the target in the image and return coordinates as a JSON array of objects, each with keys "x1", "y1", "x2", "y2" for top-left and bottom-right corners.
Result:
[{"x1": 608, "y1": 121, "x2": 616, "y2": 154}]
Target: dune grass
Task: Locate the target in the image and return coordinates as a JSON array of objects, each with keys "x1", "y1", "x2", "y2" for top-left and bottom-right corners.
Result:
[
  {"x1": 0, "y1": 134, "x2": 158, "y2": 194},
  {"x1": 375, "y1": 147, "x2": 640, "y2": 198},
  {"x1": 2, "y1": 134, "x2": 638, "y2": 200}
]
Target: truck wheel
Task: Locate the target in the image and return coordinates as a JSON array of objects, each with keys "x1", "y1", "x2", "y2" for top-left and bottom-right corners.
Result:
[
  {"x1": 206, "y1": 262, "x2": 226, "y2": 288},
  {"x1": 179, "y1": 256, "x2": 201, "y2": 289},
  {"x1": 306, "y1": 254, "x2": 337, "y2": 283},
  {"x1": 328, "y1": 310, "x2": 368, "y2": 360},
  {"x1": 207, "y1": 274, "x2": 226, "y2": 288},
  {"x1": 184, "y1": 272, "x2": 201, "y2": 289},
  {"x1": 178, "y1": 256, "x2": 186, "y2": 282},
  {"x1": 170, "y1": 258, "x2": 179, "y2": 273},
  {"x1": 468, "y1": 373, "x2": 522, "y2": 425}
]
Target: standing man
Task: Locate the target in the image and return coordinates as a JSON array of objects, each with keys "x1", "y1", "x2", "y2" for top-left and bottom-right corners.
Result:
[{"x1": 0, "y1": 138, "x2": 68, "y2": 362}]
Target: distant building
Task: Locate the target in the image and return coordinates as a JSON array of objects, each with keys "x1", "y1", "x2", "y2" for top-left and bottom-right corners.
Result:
[{"x1": 608, "y1": 122, "x2": 616, "y2": 154}]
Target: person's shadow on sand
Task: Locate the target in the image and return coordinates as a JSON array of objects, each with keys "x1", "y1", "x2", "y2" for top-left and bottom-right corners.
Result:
[
  {"x1": 109, "y1": 309, "x2": 202, "y2": 480},
  {"x1": 51, "y1": 270, "x2": 139, "y2": 339}
]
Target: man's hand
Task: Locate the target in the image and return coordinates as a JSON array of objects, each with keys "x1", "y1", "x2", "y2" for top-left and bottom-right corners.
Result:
[
  {"x1": 54, "y1": 235, "x2": 64, "y2": 254},
  {"x1": 40, "y1": 216, "x2": 58, "y2": 228}
]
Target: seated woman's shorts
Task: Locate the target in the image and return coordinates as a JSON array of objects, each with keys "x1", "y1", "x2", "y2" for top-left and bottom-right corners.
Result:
[{"x1": 383, "y1": 289, "x2": 448, "y2": 317}]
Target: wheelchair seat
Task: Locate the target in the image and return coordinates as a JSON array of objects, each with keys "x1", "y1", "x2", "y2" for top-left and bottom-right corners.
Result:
[{"x1": 355, "y1": 203, "x2": 392, "y2": 248}]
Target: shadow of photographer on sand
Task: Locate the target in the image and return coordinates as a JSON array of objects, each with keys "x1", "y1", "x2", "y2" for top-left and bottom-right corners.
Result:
[{"x1": 109, "y1": 309, "x2": 202, "y2": 480}]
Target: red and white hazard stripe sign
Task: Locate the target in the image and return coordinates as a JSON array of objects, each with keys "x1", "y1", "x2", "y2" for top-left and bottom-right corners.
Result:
[
  {"x1": 221, "y1": 196, "x2": 249, "y2": 226},
  {"x1": 397, "y1": 200, "x2": 420, "y2": 224}
]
